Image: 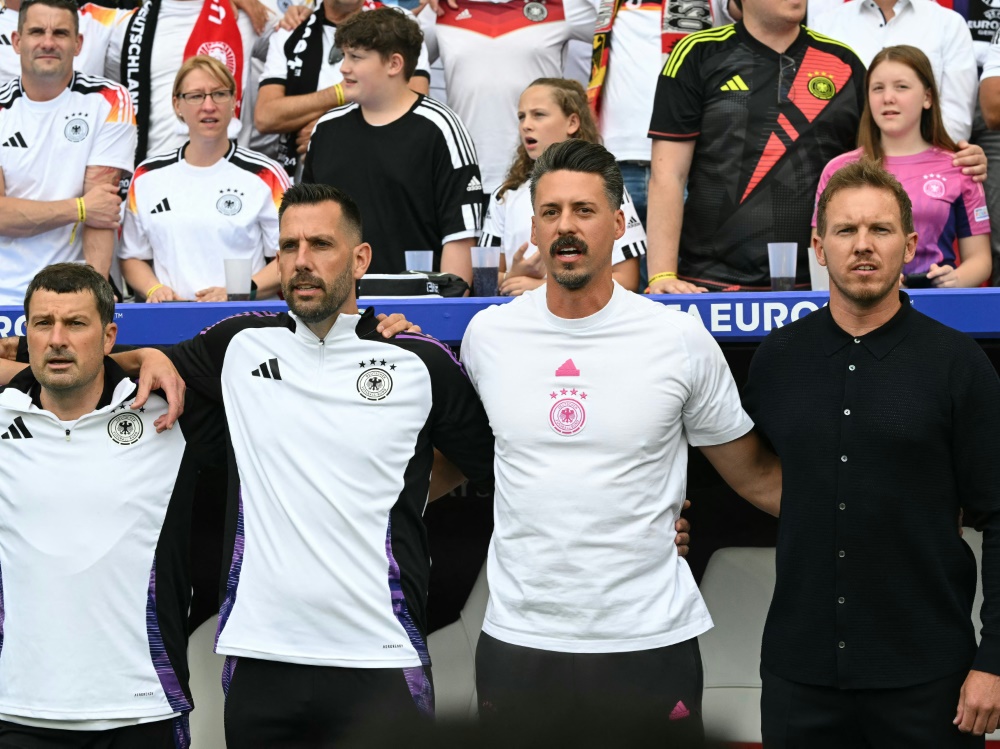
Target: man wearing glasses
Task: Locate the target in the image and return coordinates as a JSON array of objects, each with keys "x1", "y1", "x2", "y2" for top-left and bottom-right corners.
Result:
[{"x1": 0, "y1": 0, "x2": 136, "y2": 306}]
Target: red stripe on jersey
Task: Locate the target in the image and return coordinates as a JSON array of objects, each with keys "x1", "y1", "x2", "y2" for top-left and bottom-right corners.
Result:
[
  {"x1": 436, "y1": 0, "x2": 566, "y2": 38},
  {"x1": 788, "y1": 47, "x2": 854, "y2": 124},
  {"x1": 98, "y1": 85, "x2": 134, "y2": 125},
  {"x1": 777, "y1": 113, "x2": 798, "y2": 140},
  {"x1": 257, "y1": 166, "x2": 290, "y2": 211},
  {"x1": 741, "y1": 131, "x2": 785, "y2": 204},
  {"x1": 648, "y1": 130, "x2": 700, "y2": 138},
  {"x1": 79, "y1": 3, "x2": 119, "y2": 26}
]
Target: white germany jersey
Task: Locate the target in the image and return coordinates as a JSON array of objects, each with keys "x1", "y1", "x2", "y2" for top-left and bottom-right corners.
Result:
[
  {"x1": 420, "y1": 0, "x2": 594, "y2": 190},
  {"x1": 481, "y1": 180, "x2": 646, "y2": 266},
  {"x1": 121, "y1": 142, "x2": 288, "y2": 300},
  {"x1": 0, "y1": 74, "x2": 136, "y2": 306},
  {"x1": 169, "y1": 309, "x2": 494, "y2": 668},
  {"x1": 0, "y1": 3, "x2": 134, "y2": 83},
  {"x1": 461, "y1": 284, "x2": 754, "y2": 652},
  {"x1": 0, "y1": 369, "x2": 192, "y2": 723}
]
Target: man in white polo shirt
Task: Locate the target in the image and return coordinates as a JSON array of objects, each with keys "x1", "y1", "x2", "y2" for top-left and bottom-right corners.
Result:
[
  {"x1": 0, "y1": 0, "x2": 136, "y2": 306},
  {"x1": 460, "y1": 139, "x2": 781, "y2": 736}
]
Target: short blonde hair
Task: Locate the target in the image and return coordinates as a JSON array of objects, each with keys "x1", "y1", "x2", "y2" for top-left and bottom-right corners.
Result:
[{"x1": 172, "y1": 54, "x2": 236, "y2": 99}]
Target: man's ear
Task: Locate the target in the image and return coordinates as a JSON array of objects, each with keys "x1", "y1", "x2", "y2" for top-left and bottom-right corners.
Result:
[{"x1": 354, "y1": 242, "x2": 373, "y2": 279}]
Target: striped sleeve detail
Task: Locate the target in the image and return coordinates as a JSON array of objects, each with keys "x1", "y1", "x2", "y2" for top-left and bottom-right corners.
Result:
[
  {"x1": 128, "y1": 150, "x2": 181, "y2": 214},
  {"x1": 72, "y1": 74, "x2": 136, "y2": 125},
  {"x1": 78, "y1": 3, "x2": 121, "y2": 26},
  {"x1": 0, "y1": 79, "x2": 22, "y2": 112},
  {"x1": 413, "y1": 97, "x2": 478, "y2": 169},
  {"x1": 618, "y1": 240, "x2": 647, "y2": 259},
  {"x1": 314, "y1": 102, "x2": 360, "y2": 129},
  {"x1": 662, "y1": 25, "x2": 736, "y2": 78},
  {"x1": 804, "y1": 28, "x2": 860, "y2": 57},
  {"x1": 231, "y1": 147, "x2": 291, "y2": 211}
]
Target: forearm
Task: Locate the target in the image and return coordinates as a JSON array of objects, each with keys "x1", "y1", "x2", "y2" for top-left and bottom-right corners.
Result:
[
  {"x1": 980, "y1": 79, "x2": 1000, "y2": 130},
  {"x1": 82, "y1": 226, "x2": 114, "y2": 278},
  {"x1": 111, "y1": 347, "x2": 158, "y2": 377},
  {"x1": 441, "y1": 238, "x2": 474, "y2": 286},
  {"x1": 612, "y1": 257, "x2": 640, "y2": 291},
  {"x1": 646, "y1": 172, "x2": 685, "y2": 277},
  {"x1": 955, "y1": 236, "x2": 992, "y2": 287},
  {"x1": 0, "y1": 196, "x2": 77, "y2": 238},
  {"x1": 121, "y1": 258, "x2": 161, "y2": 298},
  {"x1": 255, "y1": 86, "x2": 341, "y2": 134},
  {"x1": 0, "y1": 359, "x2": 28, "y2": 387},
  {"x1": 700, "y1": 431, "x2": 782, "y2": 517}
]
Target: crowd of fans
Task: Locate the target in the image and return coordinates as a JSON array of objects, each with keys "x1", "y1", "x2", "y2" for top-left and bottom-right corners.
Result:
[{"x1": 1, "y1": 0, "x2": 999, "y2": 303}]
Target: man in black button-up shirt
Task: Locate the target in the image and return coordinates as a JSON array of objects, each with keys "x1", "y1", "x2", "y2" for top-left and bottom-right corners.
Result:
[{"x1": 745, "y1": 159, "x2": 1000, "y2": 746}]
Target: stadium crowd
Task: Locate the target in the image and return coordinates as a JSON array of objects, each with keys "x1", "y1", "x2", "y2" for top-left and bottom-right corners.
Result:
[{"x1": 2, "y1": 0, "x2": 1000, "y2": 745}]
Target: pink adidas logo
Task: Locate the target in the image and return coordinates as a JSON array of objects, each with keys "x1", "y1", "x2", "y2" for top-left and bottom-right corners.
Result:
[
  {"x1": 669, "y1": 700, "x2": 690, "y2": 721},
  {"x1": 555, "y1": 359, "x2": 580, "y2": 377}
]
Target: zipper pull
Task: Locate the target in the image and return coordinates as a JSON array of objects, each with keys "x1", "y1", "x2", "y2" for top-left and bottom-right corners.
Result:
[{"x1": 64, "y1": 428, "x2": 70, "y2": 442}]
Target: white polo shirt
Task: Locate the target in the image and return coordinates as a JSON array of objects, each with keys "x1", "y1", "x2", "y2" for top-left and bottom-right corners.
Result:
[
  {"x1": 811, "y1": 0, "x2": 977, "y2": 142},
  {"x1": 461, "y1": 283, "x2": 754, "y2": 652}
]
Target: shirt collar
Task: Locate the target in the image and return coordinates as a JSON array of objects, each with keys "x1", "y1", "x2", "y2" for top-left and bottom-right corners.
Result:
[
  {"x1": 736, "y1": 21, "x2": 808, "y2": 60},
  {"x1": 12, "y1": 357, "x2": 136, "y2": 411},
  {"x1": 821, "y1": 291, "x2": 913, "y2": 358},
  {"x1": 859, "y1": 0, "x2": 911, "y2": 16}
]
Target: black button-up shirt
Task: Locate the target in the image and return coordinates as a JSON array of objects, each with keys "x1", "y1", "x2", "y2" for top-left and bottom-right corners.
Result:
[{"x1": 744, "y1": 294, "x2": 1000, "y2": 688}]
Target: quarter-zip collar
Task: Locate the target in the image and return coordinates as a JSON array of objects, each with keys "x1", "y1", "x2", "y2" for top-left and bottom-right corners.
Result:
[{"x1": 0, "y1": 358, "x2": 137, "y2": 418}]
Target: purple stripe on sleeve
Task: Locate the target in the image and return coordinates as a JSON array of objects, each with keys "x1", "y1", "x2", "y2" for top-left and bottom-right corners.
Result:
[
  {"x1": 395, "y1": 334, "x2": 467, "y2": 377},
  {"x1": 172, "y1": 714, "x2": 191, "y2": 749},
  {"x1": 222, "y1": 655, "x2": 238, "y2": 697},
  {"x1": 216, "y1": 493, "x2": 246, "y2": 647},
  {"x1": 146, "y1": 558, "x2": 192, "y2": 713}
]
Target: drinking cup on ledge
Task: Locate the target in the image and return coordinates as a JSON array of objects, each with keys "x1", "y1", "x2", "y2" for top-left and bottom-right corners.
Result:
[
  {"x1": 405, "y1": 251, "x2": 434, "y2": 273},
  {"x1": 767, "y1": 243, "x2": 797, "y2": 292},
  {"x1": 223, "y1": 259, "x2": 253, "y2": 301},
  {"x1": 471, "y1": 246, "x2": 500, "y2": 297}
]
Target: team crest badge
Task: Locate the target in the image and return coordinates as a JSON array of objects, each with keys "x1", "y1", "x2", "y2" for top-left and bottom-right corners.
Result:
[
  {"x1": 923, "y1": 174, "x2": 947, "y2": 198},
  {"x1": 524, "y1": 1, "x2": 547, "y2": 21},
  {"x1": 108, "y1": 412, "x2": 143, "y2": 445},
  {"x1": 64, "y1": 116, "x2": 89, "y2": 142},
  {"x1": 550, "y1": 396, "x2": 586, "y2": 435},
  {"x1": 216, "y1": 189, "x2": 244, "y2": 216},
  {"x1": 197, "y1": 41, "x2": 237, "y2": 75},
  {"x1": 807, "y1": 73, "x2": 836, "y2": 100},
  {"x1": 357, "y1": 358, "x2": 395, "y2": 401}
]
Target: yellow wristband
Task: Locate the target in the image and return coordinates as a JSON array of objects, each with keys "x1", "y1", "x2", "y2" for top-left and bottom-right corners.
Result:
[
  {"x1": 76, "y1": 197, "x2": 86, "y2": 223},
  {"x1": 334, "y1": 83, "x2": 345, "y2": 107},
  {"x1": 146, "y1": 283, "x2": 165, "y2": 299},
  {"x1": 648, "y1": 272, "x2": 678, "y2": 285}
]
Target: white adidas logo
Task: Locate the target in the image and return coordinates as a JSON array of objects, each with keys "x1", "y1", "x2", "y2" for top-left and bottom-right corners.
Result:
[
  {"x1": 466, "y1": 175, "x2": 482, "y2": 192},
  {"x1": 456, "y1": 8, "x2": 471, "y2": 19}
]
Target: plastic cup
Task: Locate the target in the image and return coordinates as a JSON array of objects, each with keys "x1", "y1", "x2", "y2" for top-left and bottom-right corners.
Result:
[
  {"x1": 807, "y1": 248, "x2": 829, "y2": 291},
  {"x1": 767, "y1": 243, "x2": 797, "y2": 292},
  {"x1": 471, "y1": 246, "x2": 500, "y2": 297},
  {"x1": 405, "y1": 251, "x2": 434, "y2": 273},
  {"x1": 224, "y1": 259, "x2": 253, "y2": 301}
]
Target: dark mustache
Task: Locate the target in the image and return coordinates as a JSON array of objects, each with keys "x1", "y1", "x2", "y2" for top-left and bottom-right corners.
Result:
[
  {"x1": 289, "y1": 273, "x2": 327, "y2": 291},
  {"x1": 549, "y1": 235, "x2": 589, "y2": 257}
]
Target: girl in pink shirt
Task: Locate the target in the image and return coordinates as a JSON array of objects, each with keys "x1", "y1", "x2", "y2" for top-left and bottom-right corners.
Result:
[{"x1": 814, "y1": 45, "x2": 991, "y2": 288}]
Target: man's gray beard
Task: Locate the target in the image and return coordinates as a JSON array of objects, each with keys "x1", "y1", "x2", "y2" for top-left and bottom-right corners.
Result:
[{"x1": 285, "y1": 264, "x2": 354, "y2": 323}]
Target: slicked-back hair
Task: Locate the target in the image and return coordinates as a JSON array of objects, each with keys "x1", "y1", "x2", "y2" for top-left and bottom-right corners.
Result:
[
  {"x1": 816, "y1": 158, "x2": 914, "y2": 237},
  {"x1": 529, "y1": 139, "x2": 624, "y2": 211},
  {"x1": 334, "y1": 6, "x2": 423, "y2": 81},
  {"x1": 18, "y1": 0, "x2": 79, "y2": 34},
  {"x1": 279, "y1": 183, "x2": 364, "y2": 246},
  {"x1": 25, "y1": 263, "x2": 115, "y2": 327}
]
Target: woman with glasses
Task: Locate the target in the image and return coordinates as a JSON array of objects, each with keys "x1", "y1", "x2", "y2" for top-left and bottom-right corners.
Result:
[
  {"x1": 813, "y1": 45, "x2": 991, "y2": 288},
  {"x1": 121, "y1": 56, "x2": 289, "y2": 303},
  {"x1": 481, "y1": 78, "x2": 647, "y2": 295}
]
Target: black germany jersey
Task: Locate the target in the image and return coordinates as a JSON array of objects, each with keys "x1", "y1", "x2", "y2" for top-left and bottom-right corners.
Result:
[
  {"x1": 303, "y1": 96, "x2": 483, "y2": 274},
  {"x1": 649, "y1": 23, "x2": 866, "y2": 289}
]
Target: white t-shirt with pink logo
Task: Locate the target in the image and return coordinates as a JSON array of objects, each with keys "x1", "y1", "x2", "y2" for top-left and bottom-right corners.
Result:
[
  {"x1": 460, "y1": 283, "x2": 753, "y2": 652},
  {"x1": 814, "y1": 147, "x2": 990, "y2": 275}
]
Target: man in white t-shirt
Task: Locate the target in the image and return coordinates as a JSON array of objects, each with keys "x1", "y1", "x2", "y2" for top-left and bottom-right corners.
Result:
[
  {"x1": 419, "y1": 0, "x2": 595, "y2": 191},
  {"x1": 0, "y1": 0, "x2": 133, "y2": 82},
  {"x1": 460, "y1": 139, "x2": 781, "y2": 734},
  {"x1": 255, "y1": 0, "x2": 430, "y2": 177},
  {"x1": 0, "y1": 0, "x2": 136, "y2": 306}
]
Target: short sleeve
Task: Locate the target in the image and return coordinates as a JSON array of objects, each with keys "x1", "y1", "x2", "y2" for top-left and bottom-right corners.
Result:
[
  {"x1": 648, "y1": 40, "x2": 706, "y2": 141},
  {"x1": 612, "y1": 186, "x2": 647, "y2": 263},
  {"x1": 679, "y1": 319, "x2": 754, "y2": 446},
  {"x1": 480, "y1": 187, "x2": 505, "y2": 249},
  {"x1": 256, "y1": 161, "x2": 291, "y2": 256},
  {"x1": 983, "y1": 36, "x2": 1000, "y2": 81},
  {"x1": 430, "y1": 111, "x2": 482, "y2": 245},
  {"x1": 957, "y1": 176, "x2": 990, "y2": 238},
  {"x1": 260, "y1": 28, "x2": 292, "y2": 87},
  {"x1": 88, "y1": 82, "x2": 137, "y2": 172},
  {"x1": 564, "y1": 0, "x2": 598, "y2": 43},
  {"x1": 120, "y1": 171, "x2": 153, "y2": 261}
]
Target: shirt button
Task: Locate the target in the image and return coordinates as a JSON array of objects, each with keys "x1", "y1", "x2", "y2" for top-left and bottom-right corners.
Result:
[
  {"x1": 839, "y1": 550, "x2": 845, "y2": 558},
  {"x1": 839, "y1": 502, "x2": 846, "y2": 510},
  {"x1": 839, "y1": 641, "x2": 846, "y2": 648},
  {"x1": 849, "y1": 365, "x2": 856, "y2": 371},
  {"x1": 844, "y1": 409, "x2": 851, "y2": 416},
  {"x1": 841, "y1": 455, "x2": 848, "y2": 462},
  {"x1": 854, "y1": 338, "x2": 861, "y2": 343},
  {"x1": 838, "y1": 596, "x2": 845, "y2": 604}
]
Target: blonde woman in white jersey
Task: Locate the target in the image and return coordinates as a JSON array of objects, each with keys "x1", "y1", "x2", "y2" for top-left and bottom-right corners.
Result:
[
  {"x1": 121, "y1": 55, "x2": 288, "y2": 303},
  {"x1": 481, "y1": 78, "x2": 647, "y2": 294}
]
